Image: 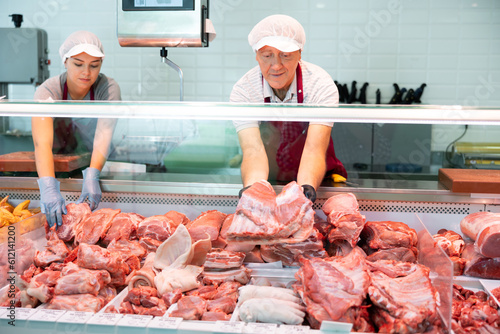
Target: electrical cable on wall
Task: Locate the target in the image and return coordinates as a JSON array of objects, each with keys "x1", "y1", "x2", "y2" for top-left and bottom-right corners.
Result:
[{"x1": 445, "y1": 125, "x2": 469, "y2": 168}]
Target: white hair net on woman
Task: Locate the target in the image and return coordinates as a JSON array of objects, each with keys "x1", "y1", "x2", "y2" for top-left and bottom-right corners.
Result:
[
  {"x1": 248, "y1": 14, "x2": 306, "y2": 52},
  {"x1": 59, "y1": 30, "x2": 105, "y2": 64}
]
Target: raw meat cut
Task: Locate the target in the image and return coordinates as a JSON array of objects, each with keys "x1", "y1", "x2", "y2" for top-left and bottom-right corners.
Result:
[
  {"x1": 33, "y1": 237, "x2": 70, "y2": 268},
  {"x1": 227, "y1": 180, "x2": 314, "y2": 244},
  {"x1": 202, "y1": 265, "x2": 251, "y2": 285},
  {"x1": 55, "y1": 203, "x2": 91, "y2": 242},
  {"x1": 260, "y1": 228, "x2": 327, "y2": 266},
  {"x1": 322, "y1": 193, "x2": 366, "y2": 247},
  {"x1": 186, "y1": 210, "x2": 226, "y2": 242},
  {"x1": 46, "y1": 293, "x2": 105, "y2": 312},
  {"x1": 365, "y1": 247, "x2": 417, "y2": 263},
  {"x1": 186, "y1": 285, "x2": 218, "y2": 300},
  {"x1": 460, "y1": 211, "x2": 500, "y2": 258},
  {"x1": 207, "y1": 296, "x2": 236, "y2": 314},
  {"x1": 102, "y1": 212, "x2": 144, "y2": 245},
  {"x1": 76, "y1": 243, "x2": 130, "y2": 287},
  {"x1": 433, "y1": 229, "x2": 465, "y2": 257},
  {"x1": 139, "y1": 237, "x2": 162, "y2": 253},
  {"x1": 367, "y1": 260, "x2": 438, "y2": 333},
  {"x1": 202, "y1": 311, "x2": 231, "y2": 321},
  {"x1": 74, "y1": 208, "x2": 120, "y2": 245},
  {"x1": 154, "y1": 224, "x2": 193, "y2": 270},
  {"x1": 169, "y1": 295, "x2": 207, "y2": 320},
  {"x1": 54, "y1": 263, "x2": 111, "y2": 296},
  {"x1": 462, "y1": 241, "x2": 500, "y2": 279},
  {"x1": 164, "y1": 210, "x2": 190, "y2": 227},
  {"x1": 293, "y1": 247, "x2": 372, "y2": 331},
  {"x1": 137, "y1": 215, "x2": 175, "y2": 242},
  {"x1": 204, "y1": 249, "x2": 245, "y2": 270},
  {"x1": 360, "y1": 220, "x2": 418, "y2": 253},
  {"x1": 161, "y1": 288, "x2": 183, "y2": 308},
  {"x1": 26, "y1": 269, "x2": 61, "y2": 303}
]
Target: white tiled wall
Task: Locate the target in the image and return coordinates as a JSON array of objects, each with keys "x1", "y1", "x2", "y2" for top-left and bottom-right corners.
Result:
[
  {"x1": 2, "y1": 0, "x2": 499, "y2": 105},
  {"x1": 2, "y1": 0, "x2": 500, "y2": 153}
]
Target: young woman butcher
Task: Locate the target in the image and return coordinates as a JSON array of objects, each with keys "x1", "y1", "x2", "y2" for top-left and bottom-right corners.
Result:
[{"x1": 32, "y1": 30, "x2": 121, "y2": 228}]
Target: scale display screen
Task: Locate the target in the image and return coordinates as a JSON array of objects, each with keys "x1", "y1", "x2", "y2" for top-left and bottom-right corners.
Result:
[{"x1": 123, "y1": 0, "x2": 195, "y2": 11}]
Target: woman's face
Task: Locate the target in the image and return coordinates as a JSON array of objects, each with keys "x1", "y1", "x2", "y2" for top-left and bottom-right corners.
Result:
[
  {"x1": 65, "y1": 52, "x2": 102, "y2": 93},
  {"x1": 256, "y1": 46, "x2": 301, "y2": 91}
]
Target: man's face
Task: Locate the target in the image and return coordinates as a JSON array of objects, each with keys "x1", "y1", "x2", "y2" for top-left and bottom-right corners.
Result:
[{"x1": 256, "y1": 46, "x2": 301, "y2": 91}]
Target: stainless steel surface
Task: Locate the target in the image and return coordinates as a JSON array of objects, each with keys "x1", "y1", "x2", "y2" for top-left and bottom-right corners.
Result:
[
  {"x1": 0, "y1": 28, "x2": 49, "y2": 85},
  {"x1": 1, "y1": 175, "x2": 499, "y2": 205},
  {"x1": 117, "y1": 0, "x2": 209, "y2": 48}
]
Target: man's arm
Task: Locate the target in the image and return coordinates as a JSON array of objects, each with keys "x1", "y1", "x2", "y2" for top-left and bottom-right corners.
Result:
[
  {"x1": 297, "y1": 124, "x2": 332, "y2": 190},
  {"x1": 90, "y1": 118, "x2": 117, "y2": 171},
  {"x1": 32, "y1": 117, "x2": 55, "y2": 177},
  {"x1": 237, "y1": 127, "x2": 269, "y2": 187}
]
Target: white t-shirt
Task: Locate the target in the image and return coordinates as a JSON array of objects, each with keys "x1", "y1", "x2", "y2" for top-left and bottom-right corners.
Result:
[{"x1": 230, "y1": 60, "x2": 338, "y2": 132}]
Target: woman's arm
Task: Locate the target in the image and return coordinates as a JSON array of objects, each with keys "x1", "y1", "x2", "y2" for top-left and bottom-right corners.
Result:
[
  {"x1": 296, "y1": 124, "x2": 331, "y2": 190},
  {"x1": 89, "y1": 118, "x2": 117, "y2": 171},
  {"x1": 237, "y1": 127, "x2": 269, "y2": 187},
  {"x1": 32, "y1": 117, "x2": 55, "y2": 177}
]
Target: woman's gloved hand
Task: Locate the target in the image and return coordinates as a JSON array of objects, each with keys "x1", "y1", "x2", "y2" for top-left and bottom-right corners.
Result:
[
  {"x1": 77, "y1": 167, "x2": 101, "y2": 211},
  {"x1": 302, "y1": 184, "x2": 316, "y2": 203},
  {"x1": 37, "y1": 177, "x2": 67, "y2": 228}
]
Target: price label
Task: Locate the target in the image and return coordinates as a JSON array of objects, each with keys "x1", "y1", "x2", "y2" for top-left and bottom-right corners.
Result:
[
  {"x1": 215, "y1": 320, "x2": 246, "y2": 333},
  {"x1": 118, "y1": 314, "x2": 153, "y2": 327},
  {"x1": 148, "y1": 316, "x2": 182, "y2": 329},
  {"x1": 87, "y1": 313, "x2": 123, "y2": 326},
  {"x1": 29, "y1": 309, "x2": 66, "y2": 322},
  {"x1": 57, "y1": 311, "x2": 94, "y2": 324},
  {"x1": 276, "y1": 324, "x2": 311, "y2": 334},
  {"x1": 244, "y1": 322, "x2": 278, "y2": 334}
]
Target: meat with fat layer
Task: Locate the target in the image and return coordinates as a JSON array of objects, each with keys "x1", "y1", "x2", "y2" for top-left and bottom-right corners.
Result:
[
  {"x1": 55, "y1": 203, "x2": 91, "y2": 242},
  {"x1": 226, "y1": 180, "x2": 314, "y2": 244},
  {"x1": 164, "y1": 210, "x2": 190, "y2": 227},
  {"x1": 367, "y1": 260, "x2": 438, "y2": 333},
  {"x1": 46, "y1": 293, "x2": 105, "y2": 312},
  {"x1": 360, "y1": 220, "x2": 418, "y2": 252},
  {"x1": 460, "y1": 211, "x2": 500, "y2": 258},
  {"x1": 33, "y1": 237, "x2": 70, "y2": 268},
  {"x1": 204, "y1": 248, "x2": 246, "y2": 270},
  {"x1": 136, "y1": 215, "x2": 175, "y2": 242},
  {"x1": 462, "y1": 241, "x2": 500, "y2": 279},
  {"x1": 186, "y1": 210, "x2": 226, "y2": 242},
  {"x1": 293, "y1": 247, "x2": 372, "y2": 331},
  {"x1": 54, "y1": 263, "x2": 111, "y2": 296}
]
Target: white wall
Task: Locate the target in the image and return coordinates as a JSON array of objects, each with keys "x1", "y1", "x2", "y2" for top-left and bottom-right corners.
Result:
[{"x1": 2, "y1": 0, "x2": 499, "y2": 105}]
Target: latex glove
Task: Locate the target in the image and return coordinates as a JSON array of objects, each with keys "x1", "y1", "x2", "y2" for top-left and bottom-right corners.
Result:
[
  {"x1": 37, "y1": 177, "x2": 67, "y2": 228},
  {"x1": 77, "y1": 167, "x2": 101, "y2": 210},
  {"x1": 238, "y1": 185, "x2": 251, "y2": 199},
  {"x1": 302, "y1": 184, "x2": 316, "y2": 203}
]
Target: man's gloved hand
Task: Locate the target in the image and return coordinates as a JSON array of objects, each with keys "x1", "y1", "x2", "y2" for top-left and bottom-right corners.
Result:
[
  {"x1": 37, "y1": 177, "x2": 67, "y2": 228},
  {"x1": 77, "y1": 167, "x2": 101, "y2": 211},
  {"x1": 302, "y1": 184, "x2": 316, "y2": 203},
  {"x1": 238, "y1": 185, "x2": 251, "y2": 199}
]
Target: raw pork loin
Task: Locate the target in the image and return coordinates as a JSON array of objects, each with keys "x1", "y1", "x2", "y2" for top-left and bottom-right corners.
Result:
[
  {"x1": 460, "y1": 211, "x2": 500, "y2": 258},
  {"x1": 226, "y1": 180, "x2": 314, "y2": 244}
]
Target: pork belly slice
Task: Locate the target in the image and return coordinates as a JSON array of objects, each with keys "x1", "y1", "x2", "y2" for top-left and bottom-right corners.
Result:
[
  {"x1": 137, "y1": 215, "x2": 175, "y2": 242},
  {"x1": 54, "y1": 263, "x2": 111, "y2": 296},
  {"x1": 360, "y1": 220, "x2": 418, "y2": 251},
  {"x1": 227, "y1": 181, "x2": 314, "y2": 244},
  {"x1": 74, "y1": 208, "x2": 121, "y2": 245},
  {"x1": 187, "y1": 210, "x2": 227, "y2": 242},
  {"x1": 367, "y1": 260, "x2": 438, "y2": 333},
  {"x1": 322, "y1": 193, "x2": 366, "y2": 247},
  {"x1": 294, "y1": 247, "x2": 372, "y2": 330},
  {"x1": 33, "y1": 237, "x2": 70, "y2": 268},
  {"x1": 102, "y1": 212, "x2": 144, "y2": 246},
  {"x1": 261, "y1": 228, "x2": 327, "y2": 266},
  {"x1": 202, "y1": 265, "x2": 251, "y2": 285},
  {"x1": 204, "y1": 248, "x2": 246, "y2": 270},
  {"x1": 55, "y1": 203, "x2": 91, "y2": 242},
  {"x1": 46, "y1": 293, "x2": 105, "y2": 312}
]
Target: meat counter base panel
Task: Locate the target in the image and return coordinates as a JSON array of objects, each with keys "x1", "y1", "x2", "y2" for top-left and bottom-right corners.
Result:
[{"x1": 1, "y1": 181, "x2": 499, "y2": 333}]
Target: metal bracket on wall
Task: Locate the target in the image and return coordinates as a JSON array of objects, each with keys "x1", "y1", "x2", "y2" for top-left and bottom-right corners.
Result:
[{"x1": 160, "y1": 47, "x2": 184, "y2": 101}]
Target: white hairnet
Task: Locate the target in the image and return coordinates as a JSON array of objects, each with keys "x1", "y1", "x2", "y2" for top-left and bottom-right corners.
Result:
[
  {"x1": 59, "y1": 31, "x2": 105, "y2": 64},
  {"x1": 248, "y1": 15, "x2": 306, "y2": 52}
]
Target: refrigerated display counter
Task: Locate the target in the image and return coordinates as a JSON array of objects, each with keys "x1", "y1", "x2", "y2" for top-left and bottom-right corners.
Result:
[{"x1": 1, "y1": 100, "x2": 500, "y2": 333}]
